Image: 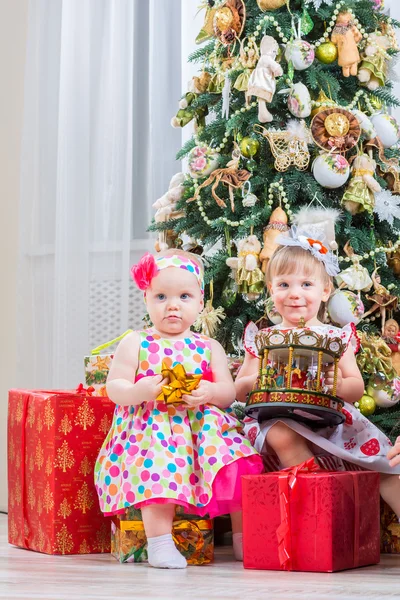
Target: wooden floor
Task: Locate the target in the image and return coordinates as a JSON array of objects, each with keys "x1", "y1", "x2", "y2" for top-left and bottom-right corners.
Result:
[{"x1": 1, "y1": 515, "x2": 400, "y2": 600}]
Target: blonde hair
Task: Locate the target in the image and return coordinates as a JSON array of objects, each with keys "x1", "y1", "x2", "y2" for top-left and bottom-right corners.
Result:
[{"x1": 266, "y1": 246, "x2": 333, "y2": 321}]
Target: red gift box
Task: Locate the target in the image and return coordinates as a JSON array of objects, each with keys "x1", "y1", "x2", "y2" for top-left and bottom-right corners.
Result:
[
  {"x1": 7, "y1": 389, "x2": 115, "y2": 555},
  {"x1": 242, "y1": 461, "x2": 380, "y2": 572}
]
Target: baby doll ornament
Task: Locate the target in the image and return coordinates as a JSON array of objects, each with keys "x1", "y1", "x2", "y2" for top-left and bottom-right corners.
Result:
[
  {"x1": 331, "y1": 11, "x2": 362, "y2": 77},
  {"x1": 341, "y1": 153, "x2": 381, "y2": 215},
  {"x1": 259, "y1": 206, "x2": 289, "y2": 273},
  {"x1": 335, "y1": 241, "x2": 373, "y2": 293},
  {"x1": 362, "y1": 269, "x2": 399, "y2": 334},
  {"x1": 383, "y1": 318, "x2": 400, "y2": 376},
  {"x1": 246, "y1": 35, "x2": 283, "y2": 123},
  {"x1": 358, "y1": 32, "x2": 392, "y2": 90}
]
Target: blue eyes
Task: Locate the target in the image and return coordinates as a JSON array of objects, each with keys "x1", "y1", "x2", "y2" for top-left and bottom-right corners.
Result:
[
  {"x1": 277, "y1": 282, "x2": 312, "y2": 288},
  {"x1": 156, "y1": 293, "x2": 191, "y2": 301},
  {"x1": 157, "y1": 294, "x2": 166, "y2": 300}
]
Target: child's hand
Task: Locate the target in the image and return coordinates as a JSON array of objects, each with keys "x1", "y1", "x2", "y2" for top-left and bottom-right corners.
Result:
[
  {"x1": 387, "y1": 436, "x2": 400, "y2": 471},
  {"x1": 182, "y1": 380, "x2": 215, "y2": 409},
  {"x1": 323, "y1": 364, "x2": 343, "y2": 395},
  {"x1": 134, "y1": 374, "x2": 169, "y2": 403}
]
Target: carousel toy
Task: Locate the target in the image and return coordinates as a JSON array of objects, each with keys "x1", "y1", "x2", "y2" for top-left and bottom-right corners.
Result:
[{"x1": 245, "y1": 319, "x2": 346, "y2": 427}]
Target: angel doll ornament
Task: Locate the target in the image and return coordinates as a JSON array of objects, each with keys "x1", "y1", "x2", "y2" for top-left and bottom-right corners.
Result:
[
  {"x1": 335, "y1": 241, "x2": 373, "y2": 293},
  {"x1": 246, "y1": 35, "x2": 283, "y2": 123}
]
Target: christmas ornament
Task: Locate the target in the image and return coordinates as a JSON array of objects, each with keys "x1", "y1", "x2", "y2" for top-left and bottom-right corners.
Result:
[
  {"x1": 188, "y1": 146, "x2": 220, "y2": 179},
  {"x1": 213, "y1": 0, "x2": 246, "y2": 46},
  {"x1": 256, "y1": 0, "x2": 287, "y2": 10},
  {"x1": 315, "y1": 41, "x2": 338, "y2": 64},
  {"x1": 300, "y1": 6, "x2": 314, "y2": 36},
  {"x1": 341, "y1": 153, "x2": 381, "y2": 216},
  {"x1": 312, "y1": 153, "x2": 350, "y2": 189},
  {"x1": 336, "y1": 241, "x2": 373, "y2": 292},
  {"x1": 240, "y1": 136, "x2": 260, "y2": 158},
  {"x1": 265, "y1": 296, "x2": 282, "y2": 324},
  {"x1": 383, "y1": 318, "x2": 400, "y2": 375},
  {"x1": 153, "y1": 172, "x2": 186, "y2": 251},
  {"x1": 358, "y1": 32, "x2": 392, "y2": 90},
  {"x1": 156, "y1": 361, "x2": 202, "y2": 404},
  {"x1": 292, "y1": 205, "x2": 340, "y2": 251},
  {"x1": 239, "y1": 37, "x2": 259, "y2": 70},
  {"x1": 241, "y1": 180, "x2": 259, "y2": 207},
  {"x1": 221, "y1": 277, "x2": 237, "y2": 308},
  {"x1": 188, "y1": 144, "x2": 251, "y2": 212},
  {"x1": 194, "y1": 300, "x2": 226, "y2": 337},
  {"x1": 331, "y1": 11, "x2": 362, "y2": 77},
  {"x1": 357, "y1": 394, "x2": 376, "y2": 416},
  {"x1": 351, "y1": 109, "x2": 376, "y2": 141},
  {"x1": 246, "y1": 35, "x2": 283, "y2": 123},
  {"x1": 196, "y1": 4, "x2": 218, "y2": 44},
  {"x1": 370, "y1": 113, "x2": 400, "y2": 148},
  {"x1": 285, "y1": 82, "x2": 312, "y2": 118},
  {"x1": 310, "y1": 90, "x2": 336, "y2": 118},
  {"x1": 387, "y1": 242, "x2": 400, "y2": 277},
  {"x1": 363, "y1": 268, "x2": 399, "y2": 334},
  {"x1": 357, "y1": 331, "x2": 397, "y2": 383},
  {"x1": 226, "y1": 235, "x2": 264, "y2": 301},
  {"x1": 255, "y1": 119, "x2": 311, "y2": 172},
  {"x1": 327, "y1": 290, "x2": 364, "y2": 327},
  {"x1": 369, "y1": 382, "x2": 400, "y2": 408},
  {"x1": 374, "y1": 189, "x2": 400, "y2": 225},
  {"x1": 285, "y1": 39, "x2": 315, "y2": 71},
  {"x1": 311, "y1": 108, "x2": 360, "y2": 153},
  {"x1": 259, "y1": 206, "x2": 289, "y2": 272}
]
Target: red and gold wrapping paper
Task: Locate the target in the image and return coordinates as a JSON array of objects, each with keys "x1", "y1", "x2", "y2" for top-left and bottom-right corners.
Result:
[
  {"x1": 7, "y1": 389, "x2": 115, "y2": 555},
  {"x1": 242, "y1": 464, "x2": 380, "y2": 572},
  {"x1": 111, "y1": 506, "x2": 214, "y2": 564},
  {"x1": 381, "y1": 499, "x2": 400, "y2": 554}
]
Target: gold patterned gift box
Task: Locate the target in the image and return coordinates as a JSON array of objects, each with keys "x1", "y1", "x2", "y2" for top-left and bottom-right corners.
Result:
[
  {"x1": 381, "y1": 499, "x2": 400, "y2": 554},
  {"x1": 84, "y1": 330, "x2": 132, "y2": 396},
  {"x1": 111, "y1": 506, "x2": 214, "y2": 564},
  {"x1": 7, "y1": 389, "x2": 115, "y2": 555}
]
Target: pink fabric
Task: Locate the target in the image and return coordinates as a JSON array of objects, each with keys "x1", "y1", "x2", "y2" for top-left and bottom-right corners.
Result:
[{"x1": 134, "y1": 455, "x2": 264, "y2": 518}]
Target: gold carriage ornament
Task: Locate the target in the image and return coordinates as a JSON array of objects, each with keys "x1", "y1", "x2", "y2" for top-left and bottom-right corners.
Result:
[{"x1": 245, "y1": 326, "x2": 346, "y2": 427}]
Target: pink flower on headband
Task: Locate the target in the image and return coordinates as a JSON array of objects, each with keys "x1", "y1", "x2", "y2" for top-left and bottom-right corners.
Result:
[{"x1": 130, "y1": 253, "x2": 158, "y2": 290}]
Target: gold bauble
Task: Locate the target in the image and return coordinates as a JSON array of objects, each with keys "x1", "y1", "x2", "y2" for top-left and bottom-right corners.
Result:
[
  {"x1": 358, "y1": 394, "x2": 376, "y2": 416},
  {"x1": 257, "y1": 0, "x2": 287, "y2": 10},
  {"x1": 315, "y1": 41, "x2": 338, "y2": 64},
  {"x1": 311, "y1": 91, "x2": 337, "y2": 118},
  {"x1": 325, "y1": 112, "x2": 350, "y2": 137},
  {"x1": 239, "y1": 136, "x2": 260, "y2": 158}
]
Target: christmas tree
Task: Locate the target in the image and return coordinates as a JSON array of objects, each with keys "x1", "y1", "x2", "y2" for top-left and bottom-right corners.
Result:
[{"x1": 151, "y1": 0, "x2": 400, "y2": 440}]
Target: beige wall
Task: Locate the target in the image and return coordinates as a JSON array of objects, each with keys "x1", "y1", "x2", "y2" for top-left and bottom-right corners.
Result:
[{"x1": 0, "y1": 0, "x2": 29, "y2": 511}]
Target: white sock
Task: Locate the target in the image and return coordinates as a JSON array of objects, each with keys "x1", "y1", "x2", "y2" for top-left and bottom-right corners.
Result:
[
  {"x1": 232, "y1": 532, "x2": 243, "y2": 561},
  {"x1": 147, "y1": 533, "x2": 187, "y2": 569}
]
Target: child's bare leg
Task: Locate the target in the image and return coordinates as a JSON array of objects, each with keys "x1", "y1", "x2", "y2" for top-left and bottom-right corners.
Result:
[
  {"x1": 230, "y1": 510, "x2": 243, "y2": 561},
  {"x1": 141, "y1": 504, "x2": 187, "y2": 569},
  {"x1": 380, "y1": 474, "x2": 400, "y2": 518},
  {"x1": 266, "y1": 422, "x2": 314, "y2": 467}
]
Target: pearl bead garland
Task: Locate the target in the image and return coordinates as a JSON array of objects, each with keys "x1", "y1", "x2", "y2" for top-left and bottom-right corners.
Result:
[
  {"x1": 267, "y1": 180, "x2": 293, "y2": 219},
  {"x1": 191, "y1": 180, "x2": 253, "y2": 228},
  {"x1": 311, "y1": 89, "x2": 376, "y2": 114},
  {"x1": 338, "y1": 237, "x2": 400, "y2": 264}
]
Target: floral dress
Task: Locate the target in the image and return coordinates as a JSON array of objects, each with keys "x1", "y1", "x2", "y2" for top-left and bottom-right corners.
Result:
[
  {"x1": 242, "y1": 323, "x2": 400, "y2": 474},
  {"x1": 95, "y1": 329, "x2": 263, "y2": 517}
]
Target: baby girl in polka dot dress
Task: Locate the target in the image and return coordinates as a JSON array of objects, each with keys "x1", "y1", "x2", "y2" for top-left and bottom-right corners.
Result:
[{"x1": 94, "y1": 249, "x2": 263, "y2": 569}]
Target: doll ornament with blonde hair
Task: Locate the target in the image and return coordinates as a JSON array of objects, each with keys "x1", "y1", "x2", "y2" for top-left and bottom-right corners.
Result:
[
  {"x1": 235, "y1": 208, "x2": 400, "y2": 519},
  {"x1": 94, "y1": 248, "x2": 263, "y2": 569}
]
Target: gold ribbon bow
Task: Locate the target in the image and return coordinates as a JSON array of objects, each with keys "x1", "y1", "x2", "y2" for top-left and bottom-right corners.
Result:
[
  {"x1": 356, "y1": 332, "x2": 396, "y2": 383},
  {"x1": 156, "y1": 361, "x2": 202, "y2": 404}
]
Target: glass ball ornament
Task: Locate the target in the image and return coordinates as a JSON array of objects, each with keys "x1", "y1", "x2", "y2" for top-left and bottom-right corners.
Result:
[
  {"x1": 285, "y1": 39, "x2": 314, "y2": 71},
  {"x1": 188, "y1": 145, "x2": 220, "y2": 179},
  {"x1": 315, "y1": 41, "x2": 338, "y2": 64},
  {"x1": 357, "y1": 394, "x2": 376, "y2": 416},
  {"x1": 327, "y1": 290, "x2": 364, "y2": 327},
  {"x1": 312, "y1": 153, "x2": 350, "y2": 189},
  {"x1": 370, "y1": 114, "x2": 400, "y2": 149},
  {"x1": 240, "y1": 137, "x2": 260, "y2": 158}
]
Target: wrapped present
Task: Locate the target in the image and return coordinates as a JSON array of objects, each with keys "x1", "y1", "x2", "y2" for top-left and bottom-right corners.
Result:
[
  {"x1": 111, "y1": 506, "x2": 214, "y2": 564},
  {"x1": 84, "y1": 330, "x2": 132, "y2": 396},
  {"x1": 381, "y1": 498, "x2": 400, "y2": 553},
  {"x1": 7, "y1": 389, "x2": 115, "y2": 555},
  {"x1": 242, "y1": 460, "x2": 380, "y2": 572}
]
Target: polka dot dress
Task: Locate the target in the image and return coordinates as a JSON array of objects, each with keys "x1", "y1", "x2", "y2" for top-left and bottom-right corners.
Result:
[{"x1": 94, "y1": 330, "x2": 260, "y2": 515}]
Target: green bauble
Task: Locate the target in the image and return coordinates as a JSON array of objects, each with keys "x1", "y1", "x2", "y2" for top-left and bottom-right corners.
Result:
[
  {"x1": 315, "y1": 42, "x2": 338, "y2": 64},
  {"x1": 357, "y1": 394, "x2": 376, "y2": 417},
  {"x1": 240, "y1": 137, "x2": 260, "y2": 158},
  {"x1": 221, "y1": 279, "x2": 237, "y2": 308}
]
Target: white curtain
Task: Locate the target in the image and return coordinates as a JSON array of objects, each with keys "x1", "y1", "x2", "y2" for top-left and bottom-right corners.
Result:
[{"x1": 17, "y1": 0, "x2": 184, "y2": 388}]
